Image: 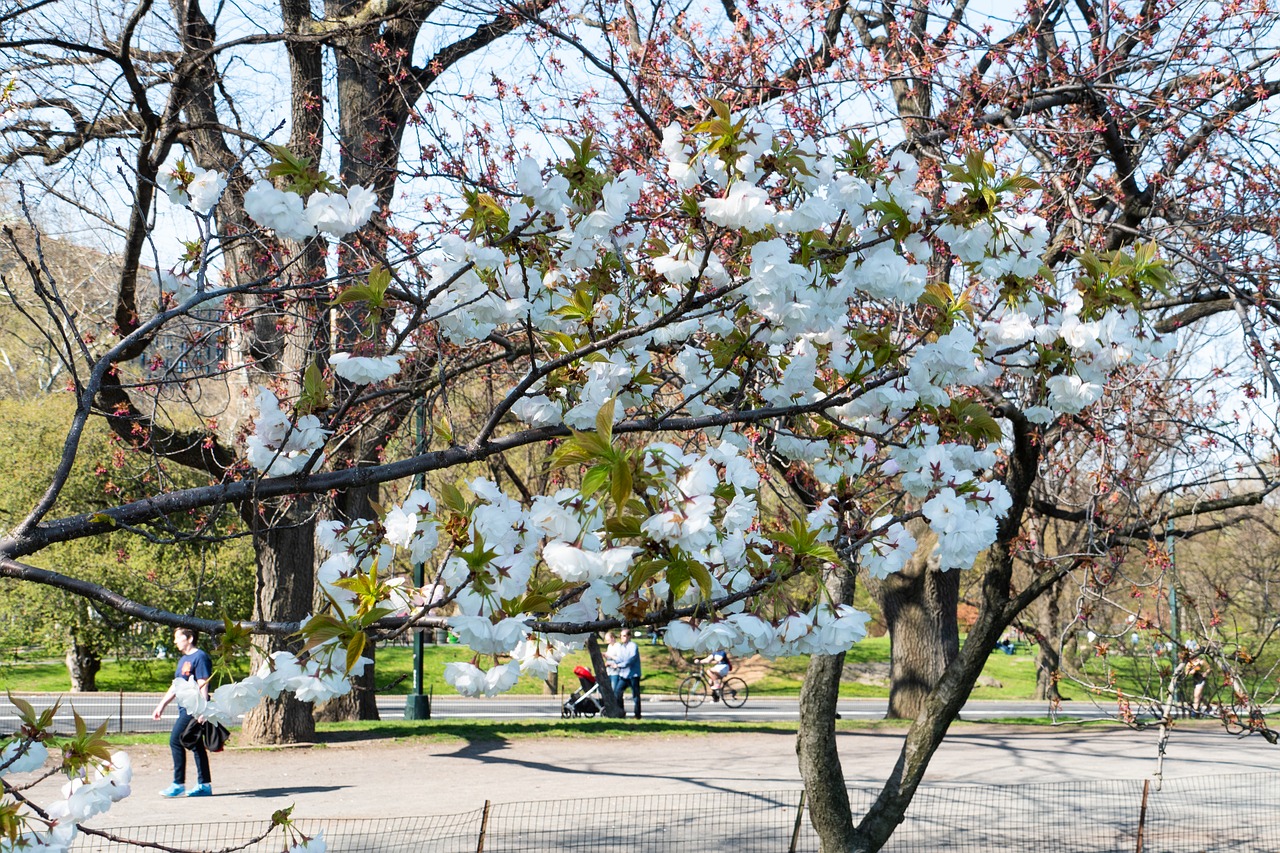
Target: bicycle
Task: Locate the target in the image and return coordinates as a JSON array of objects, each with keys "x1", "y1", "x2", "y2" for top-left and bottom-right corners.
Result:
[{"x1": 678, "y1": 668, "x2": 748, "y2": 709}]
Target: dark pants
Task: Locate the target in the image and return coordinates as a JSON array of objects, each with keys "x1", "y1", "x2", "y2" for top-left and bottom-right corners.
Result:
[
  {"x1": 612, "y1": 674, "x2": 641, "y2": 718},
  {"x1": 170, "y1": 709, "x2": 211, "y2": 785}
]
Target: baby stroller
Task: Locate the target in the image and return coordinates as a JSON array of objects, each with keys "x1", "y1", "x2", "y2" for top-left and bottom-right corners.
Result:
[{"x1": 561, "y1": 665, "x2": 603, "y2": 717}]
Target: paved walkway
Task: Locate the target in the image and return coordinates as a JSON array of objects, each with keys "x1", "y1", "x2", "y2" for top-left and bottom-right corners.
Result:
[{"x1": 11, "y1": 722, "x2": 1274, "y2": 831}]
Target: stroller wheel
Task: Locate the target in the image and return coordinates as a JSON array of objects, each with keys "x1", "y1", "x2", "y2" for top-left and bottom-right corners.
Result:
[{"x1": 562, "y1": 706, "x2": 572, "y2": 718}]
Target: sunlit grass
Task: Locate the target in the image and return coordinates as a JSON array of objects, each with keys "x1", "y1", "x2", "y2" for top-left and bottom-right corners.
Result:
[{"x1": 0, "y1": 633, "x2": 1101, "y2": 702}]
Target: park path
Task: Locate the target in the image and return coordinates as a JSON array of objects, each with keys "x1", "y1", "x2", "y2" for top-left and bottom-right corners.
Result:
[{"x1": 10, "y1": 722, "x2": 1273, "y2": 831}]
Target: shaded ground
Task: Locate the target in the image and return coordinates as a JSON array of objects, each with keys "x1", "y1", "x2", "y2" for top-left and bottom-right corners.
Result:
[{"x1": 11, "y1": 721, "x2": 1274, "y2": 833}]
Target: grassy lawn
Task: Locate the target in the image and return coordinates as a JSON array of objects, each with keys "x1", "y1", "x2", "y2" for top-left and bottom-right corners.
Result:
[{"x1": 0, "y1": 634, "x2": 1083, "y2": 701}]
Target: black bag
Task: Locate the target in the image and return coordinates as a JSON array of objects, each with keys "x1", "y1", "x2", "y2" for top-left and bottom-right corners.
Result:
[{"x1": 180, "y1": 718, "x2": 231, "y2": 752}]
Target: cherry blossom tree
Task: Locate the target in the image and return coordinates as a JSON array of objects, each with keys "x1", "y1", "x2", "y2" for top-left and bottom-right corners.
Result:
[
  {"x1": 1, "y1": 1, "x2": 1279, "y2": 851},
  {"x1": 0, "y1": 95, "x2": 1188, "y2": 853}
]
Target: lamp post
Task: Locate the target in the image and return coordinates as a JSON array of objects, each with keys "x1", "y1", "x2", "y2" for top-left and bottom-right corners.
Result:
[
  {"x1": 1167, "y1": 512, "x2": 1180, "y2": 645},
  {"x1": 404, "y1": 396, "x2": 431, "y2": 720}
]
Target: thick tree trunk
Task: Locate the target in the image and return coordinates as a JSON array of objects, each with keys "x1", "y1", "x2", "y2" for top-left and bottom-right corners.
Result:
[
  {"x1": 797, "y1": 568, "x2": 858, "y2": 852},
  {"x1": 241, "y1": 505, "x2": 317, "y2": 744},
  {"x1": 65, "y1": 641, "x2": 100, "y2": 692},
  {"x1": 876, "y1": 545, "x2": 959, "y2": 719}
]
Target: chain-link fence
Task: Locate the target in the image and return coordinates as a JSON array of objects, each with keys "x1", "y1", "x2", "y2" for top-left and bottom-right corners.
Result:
[{"x1": 73, "y1": 773, "x2": 1280, "y2": 852}]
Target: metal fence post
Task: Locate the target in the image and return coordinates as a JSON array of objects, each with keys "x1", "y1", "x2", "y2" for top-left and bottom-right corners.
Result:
[
  {"x1": 1135, "y1": 778, "x2": 1150, "y2": 853},
  {"x1": 118, "y1": 691, "x2": 124, "y2": 734},
  {"x1": 476, "y1": 799, "x2": 491, "y2": 853},
  {"x1": 789, "y1": 789, "x2": 807, "y2": 853}
]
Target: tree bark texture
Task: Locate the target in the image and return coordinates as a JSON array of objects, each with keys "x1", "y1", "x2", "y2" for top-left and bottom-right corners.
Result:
[
  {"x1": 65, "y1": 642, "x2": 101, "y2": 692},
  {"x1": 797, "y1": 568, "x2": 858, "y2": 852},
  {"x1": 241, "y1": 504, "x2": 317, "y2": 744},
  {"x1": 875, "y1": 539, "x2": 959, "y2": 719},
  {"x1": 1032, "y1": 586, "x2": 1063, "y2": 702}
]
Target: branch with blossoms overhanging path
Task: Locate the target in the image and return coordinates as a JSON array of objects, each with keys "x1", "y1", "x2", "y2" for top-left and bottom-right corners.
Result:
[{"x1": 0, "y1": 102, "x2": 1190, "y2": 849}]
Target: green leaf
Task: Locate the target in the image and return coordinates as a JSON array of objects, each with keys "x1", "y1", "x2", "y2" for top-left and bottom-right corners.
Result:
[
  {"x1": 627, "y1": 559, "x2": 666, "y2": 592},
  {"x1": 594, "y1": 398, "x2": 616, "y2": 444},
  {"x1": 666, "y1": 561, "x2": 691, "y2": 601},
  {"x1": 687, "y1": 561, "x2": 713, "y2": 598},
  {"x1": 345, "y1": 632, "x2": 367, "y2": 674},
  {"x1": 434, "y1": 416, "x2": 454, "y2": 445},
  {"x1": 604, "y1": 515, "x2": 643, "y2": 538},
  {"x1": 440, "y1": 482, "x2": 468, "y2": 514},
  {"x1": 330, "y1": 284, "x2": 375, "y2": 306},
  {"x1": 367, "y1": 263, "x2": 392, "y2": 304},
  {"x1": 7, "y1": 693, "x2": 34, "y2": 724},
  {"x1": 504, "y1": 593, "x2": 553, "y2": 614},
  {"x1": 580, "y1": 463, "x2": 611, "y2": 497},
  {"x1": 297, "y1": 363, "x2": 330, "y2": 415},
  {"x1": 609, "y1": 455, "x2": 633, "y2": 511},
  {"x1": 265, "y1": 144, "x2": 339, "y2": 195},
  {"x1": 954, "y1": 401, "x2": 1003, "y2": 442}
]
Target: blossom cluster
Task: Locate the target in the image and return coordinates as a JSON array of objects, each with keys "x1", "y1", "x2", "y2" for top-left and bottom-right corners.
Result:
[
  {"x1": 70, "y1": 116, "x2": 1181, "y2": 841},
  {"x1": 158, "y1": 164, "x2": 226, "y2": 215},
  {"x1": 329, "y1": 352, "x2": 403, "y2": 385},
  {"x1": 245, "y1": 387, "x2": 330, "y2": 476},
  {"x1": 208, "y1": 119, "x2": 1172, "y2": 705},
  {"x1": 0, "y1": 739, "x2": 131, "y2": 852},
  {"x1": 243, "y1": 181, "x2": 377, "y2": 241},
  {"x1": 395, "y1": 123, "x2": 1165, "y2": 462},
  {"x1": 664, "y1": 605, "x2": 870, "y2": 657},
  {"x1": 173, "y1": 644, "x2": 372, "y2": 724}
]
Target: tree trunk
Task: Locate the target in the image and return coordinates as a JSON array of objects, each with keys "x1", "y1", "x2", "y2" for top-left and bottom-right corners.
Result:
[
  {"x1": 839, "y1": 410, "x2": 1045, "y2": 853},
  {"x1": 1033, "y1": 587, "x2": 1062, "y2": 702},
  {"x1": 876, "y1": 547, "x2": 959, "y2": 719},
  {"x1": 241, "y1": 504, "x2": 317, "y2": 744},
  {"x1": 65, "y1": 642, "x2": 100, "y2": 692},
  {"x1": 586, "y1": 634, "x2": 623, "y2": 718},
  {"x1": 797, "y1": 568, "x2": 858, "y2": 852}
]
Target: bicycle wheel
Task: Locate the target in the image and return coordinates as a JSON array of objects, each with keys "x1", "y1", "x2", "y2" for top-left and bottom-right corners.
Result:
[
  {"x1": 721, "y1": 677, "x2": 748, "y2": 708},
  {"x1": 679, "y1": 675, "x2": 708, "y2": 709}
]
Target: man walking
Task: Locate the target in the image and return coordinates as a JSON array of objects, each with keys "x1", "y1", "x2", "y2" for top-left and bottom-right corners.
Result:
[
  {"x1": 612, "y1": 628, "x2": 642, "y2": 719},
  {"x1": 151, "y1": 627, "x2": 213, "y2": 797}
]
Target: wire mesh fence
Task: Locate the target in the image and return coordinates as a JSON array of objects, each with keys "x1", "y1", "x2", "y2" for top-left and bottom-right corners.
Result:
[{"x1": 72, "y1": 772, "x2": 1280, "y2": 852}]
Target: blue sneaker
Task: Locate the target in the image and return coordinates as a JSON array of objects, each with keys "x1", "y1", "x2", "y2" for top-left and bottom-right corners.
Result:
[
  {"x1": 160, "y1": 783, "x2": 185, "y2": 798},
  {"x1": 186, "y1": 784, "x2": 213, "y2": 797}
]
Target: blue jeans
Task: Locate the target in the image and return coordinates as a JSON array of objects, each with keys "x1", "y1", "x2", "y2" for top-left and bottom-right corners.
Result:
[
  {"x1": 170, "y1": 709, "x2": 211, "y2": 785},
  {"x1": 612, "y1": 674, "x2": 641, "y2": 717}
]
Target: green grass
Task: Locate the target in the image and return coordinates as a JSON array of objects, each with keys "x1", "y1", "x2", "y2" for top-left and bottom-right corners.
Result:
[{"x1": 0, "y1": 634, "x2": 1081, "y2": 701}]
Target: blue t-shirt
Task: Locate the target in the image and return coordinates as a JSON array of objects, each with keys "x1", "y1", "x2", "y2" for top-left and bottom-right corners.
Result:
[{"x1": 175, "y1": 649, "x2": 212, "y2": 684}]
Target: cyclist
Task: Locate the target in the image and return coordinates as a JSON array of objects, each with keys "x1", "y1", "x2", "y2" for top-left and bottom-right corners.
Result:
[{"x1": 696, "y1": 649, "x2": 733, "y2": 700}]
